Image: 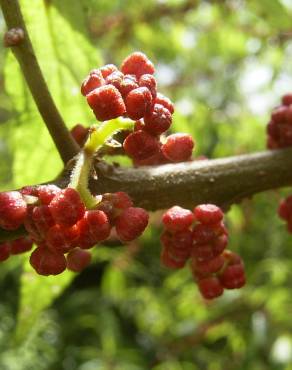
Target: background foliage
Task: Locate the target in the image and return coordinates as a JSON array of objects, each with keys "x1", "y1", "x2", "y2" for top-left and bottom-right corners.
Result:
[{"x1": 1, "y1": 0, "x2": 292, "y2": 369}]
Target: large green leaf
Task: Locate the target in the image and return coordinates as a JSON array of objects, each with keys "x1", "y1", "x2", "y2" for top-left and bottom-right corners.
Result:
[{"x1": 2, "y1": 0, "x2": 101, "y2": 188}]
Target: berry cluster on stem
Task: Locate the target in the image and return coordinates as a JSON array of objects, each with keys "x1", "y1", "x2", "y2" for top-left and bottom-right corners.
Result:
[{"x1": 161, "y1": 204, "x2": 245, "y2": 299}]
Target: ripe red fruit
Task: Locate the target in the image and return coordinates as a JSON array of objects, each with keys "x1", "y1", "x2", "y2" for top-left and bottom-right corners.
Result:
[
  {"x1": 86, "y1": 85, "x2": 126, "y2": 121},
  {"x1": 197, "y1": 276, "x2": 224, "y2": 299},
  {"x1": 192, "y1": 224, "x2": 217, "y2": 245},
  {"x1": 115, "y1": 207, "x2": 149, "y2": 242},
  {"x1": 155, "y1": 93, "x2": 174, "y2": 114},
  {"x1": 0, "y1": 243, "x2": 10, "y2": 261},
  {"x1": 32, "y1": 205, "x2": 55, "y2": 235},
  {"x1": 119, "y1": 75, "x2": 139, "y2": 98},
  {"x1": 46, "y1": 224, "x2": 79, "y2": 253},
  {"x1": 282, "y1": 93, "x2": 292, "y2": 106},
  {"x1": 70, "y1": 124, "x2": 89, "y2": 147},
  {"x1": 161, "y1": 133, "x2": 194, "y2": 162},
  {"x1": 37, "y1": 184, "x2": 61, "y2": 205},
  {"x1": 219, "y1": 264, "x2": 246, "y2": 289},
  {"x1": 102, "y1": 192, "x2": 133, "y2": 210},
  {"x1": 162, "y1": 206, "x2": 194, "y2": 232},
  {"x1": 139, "y1": 74, "x2": 157, "y2": 98},
  {"x1": 99, "y1": 64, "x2": 118, "y2": 79},
  {"x1": 160, "y1": 245, "x2": 187, "y2": 269},
  {"x1": 271, "y1": 106, "x2": 287, "y2": 124},
  {"x1": 0, "y1": 191, "x2": 27, "y2": 230},
  {"x1": 67, "y1": 248, "x2": 92, "y2": 272},
  {"x1": 125, "y1": 87, "x2": 152, "y2": 120},
  {"x1": 191, "y1": 254, "x2": 225, "y2": 277},
  {"x1": 123, "y1": 130, "x2": 160, "y2": 161},
  {"x1": 143, "y1": 104, "x2": 172, "y2": 135},
  {"x1": 77, "y1": 210, "x2": 111, "y2": 248},
  {"x1": 10, "y1": 237, "x2": 33, "y2": 255},
  {"x1": 81, "y1": 70, "x2": 104, "y2": 96},
  {"x1": 121, "y1": 52, "x2": 155, "y2": 79},
  {"x1": 49, "y1": 188, "x2": 85, "y2": 227},
  {"x1": 105, "y1": 70, "x2": 124, "y2": 91},
  {"x1": 191, "y1": 243, "x2": 216, "y2": 262},
  {"x1": 160, "y1": 229, "x2": 193, "y2": 260},
  {"x1": 193, "y1": 204, "x2": 224, "y2": 225},
  {"x1": 30, "y1": 246, "x2": 67, "y2": 275}
]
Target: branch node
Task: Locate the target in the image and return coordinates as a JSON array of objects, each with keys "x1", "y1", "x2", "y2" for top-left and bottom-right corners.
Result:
[{"x1": 3, "y1": 27, "x2": 25, "y2": 47}]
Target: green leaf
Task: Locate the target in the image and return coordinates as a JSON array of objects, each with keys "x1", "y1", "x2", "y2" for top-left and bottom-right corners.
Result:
[{"x1": 3, "y1": 0, "x2": 101, "y2": 188}]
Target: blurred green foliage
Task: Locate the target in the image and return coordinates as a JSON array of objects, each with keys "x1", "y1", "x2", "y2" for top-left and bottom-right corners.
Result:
[{"x1": 1, "y1": 0, "x2": 292, "y2": 369}]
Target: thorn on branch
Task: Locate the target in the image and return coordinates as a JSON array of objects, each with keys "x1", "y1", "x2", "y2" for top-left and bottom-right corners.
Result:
[{"x1": 3, "y1": 27, "x2": 25, "y2": 47}]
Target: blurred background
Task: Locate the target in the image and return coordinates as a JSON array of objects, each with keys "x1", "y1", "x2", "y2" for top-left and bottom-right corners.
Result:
[{"x1": 1, "y1": 0, "x2": 292, "y2": 369}]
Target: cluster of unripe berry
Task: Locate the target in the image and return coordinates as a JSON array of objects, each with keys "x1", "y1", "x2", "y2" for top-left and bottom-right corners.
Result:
[
  {"x1": 0, "y1": 186, "x2": 148, "y2": 275},
  {"x1": 80, "y1": 52, "x2": 194, "y2": 166},
  {"x1": 161, "y1": 204, "x2": 245, "y2": 299},
  {"x1": 267, "y1": 93, "x2": 292, "y2": 149},
  {"x1": 266, "y1": 93, "x2": 292, "y2": 232}
]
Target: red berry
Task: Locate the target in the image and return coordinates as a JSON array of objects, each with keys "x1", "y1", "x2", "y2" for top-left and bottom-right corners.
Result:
[
  {"x1": 197, "y1": 276, "x2": 224, "y2": 299},
  {"x1": 37, "y1": 184, "x2": 61, "y2": 205},
  {"x1": 46, "y1": 224, "x2": 79, "y2": 253},
  {"x1": 143, "y1": 104, "x2": 172, "y2": 135},
  {"x1": 99, "y1": 64, "x2": 118, "y2": 79},
  {"x1": 67, "y1": 248, "x2": 92, "y2": 272},
  {"x1": 81, "y1": 70, "x2": 104, "y2": 96},
  {"x1": 121, "y1": 52, "x2": 155, "y2": 79},
  {"x1": 219, "y1": 264, "x2": 245, "y2": 289},
  {"x1": 32, "y1": 205, "x2": 55, "y2": 235},
  {"x1": 23, "y1": 207, "x2": 43, "y2": 242},
  {"x1": 0, "y1": 191, "x2": 27, "y2": 230},
  {"x1": 49, "y1": 188, "x2": 85, "y2": 227},
  {"x1": 102, "y1": 192, "x2": 133, "y2": 210},
  {"x1": 191, "y1": 243, "x2": 216, "y2": 262},
  {"x1": 192, "y1": 224, "x2": 217, "y2": 245},
  {"x1": 193, "y1": 204, "x2": 224, "y2": 225},
  {"x1": 160, "y1": 229, "x2": 193, "y2": 260},
  {"x1": 86, "y1": 85, "x2": 126, "y2": 121},
  {"x1": 271, "y1": 106, "x2": 287, "y2": 124},
  {"x1": 10, "y1": 237, "x2": 33, "y2": 255},
  {"x1": 161, "y1": 133, "x2": 194, "y2": 162},
  {"x1": 119, "y1": 75, "x2": 139, "y2": 98},
  {"x1": 30, "y1": 246, "x2": 67, "y2": 276},
  {"x1": 154, "y1": 93, "x2": 174, "y2": 114},
  {"x1": 133, "y1": 149, "x2": 167, "y2": 167},
  {"x1": 160, "y1": 245, "x2": 187, "y2": 269},
  {"x1": 282, "y1": 93, "x2": 292, "y2": 106},
  {"x1": 0, "y1": 243, "x2": 10, "y2": 261},
  {"x1": 115, "y1": 207, "x2": 149, "y2": 242},
  {"x1": 162, "y1": 206, "x2": 194, "y2": 232},
  {"x1": 139, "y1": 74, "x2": 157, "y2": 99},
  {"x1": 213, "y1": 234, "x2": 228, "y2": 255},
  {"x1": 70, "y1": 124, "x2": 89, "y2": 147},
  {"x1": 278, "y1": 199, "x2": 291, "y2": 220},
  {"x1": 77, "y1": 210, "x2": 111, "y2": 248},
  {"x1": 125, "y1": 87, "x2": 152, "y2": 120},
  {"x1": 191, "y1": 255, "x2": 225, "y2": 277},
  {"x1": 105, "y1": 70, "x2": 124, "y2": 91},
  {"x1": 123, "y1": 130, "x2": 160, "y2": 161}
]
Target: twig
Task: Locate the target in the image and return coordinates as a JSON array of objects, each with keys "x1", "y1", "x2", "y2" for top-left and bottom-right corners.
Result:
[{"x1": 0, "y1": 0, "x2": 79, "y2": 163}]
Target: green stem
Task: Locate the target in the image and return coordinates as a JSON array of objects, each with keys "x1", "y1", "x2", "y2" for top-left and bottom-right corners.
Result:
[{"x1": 69, "y1": 119, "x2": 134, "y2": 208}]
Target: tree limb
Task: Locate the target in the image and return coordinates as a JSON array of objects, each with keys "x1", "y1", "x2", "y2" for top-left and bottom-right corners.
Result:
[
  {"x1": 0, "y1": 0, "x2": 79, "y2": 163},
  {"x1": 1, "y1": 146, "x2": 292, "y2": 242}
]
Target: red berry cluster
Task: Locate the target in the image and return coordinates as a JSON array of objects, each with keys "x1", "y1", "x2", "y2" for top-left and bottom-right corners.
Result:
[
  {"x1": 0, "y1": 236, "x2": 33, "y2": 262},
  {"x1": 81, "y1": 52, "x2": 194, "y2": 165},
  {"x1": 0, "y1": 186, "x2": 148, "y2": 275},
  {"x1": 160, "y1": 204, "x2": 245, "y2": 299},
  {"x1": 267, "y1": 93, "x2": 292, "y2": 149},
  {"x1": 278, "y1": 195, "x2": 292, "y2": 233}
]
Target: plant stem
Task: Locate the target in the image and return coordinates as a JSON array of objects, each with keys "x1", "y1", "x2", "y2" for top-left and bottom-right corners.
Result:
[
  {"x1": 69, "y1": 120, "x2": 134, "y2": 208},
  {"x1": 0, "y1": 0, "x2": 79, "y2": 163}
]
